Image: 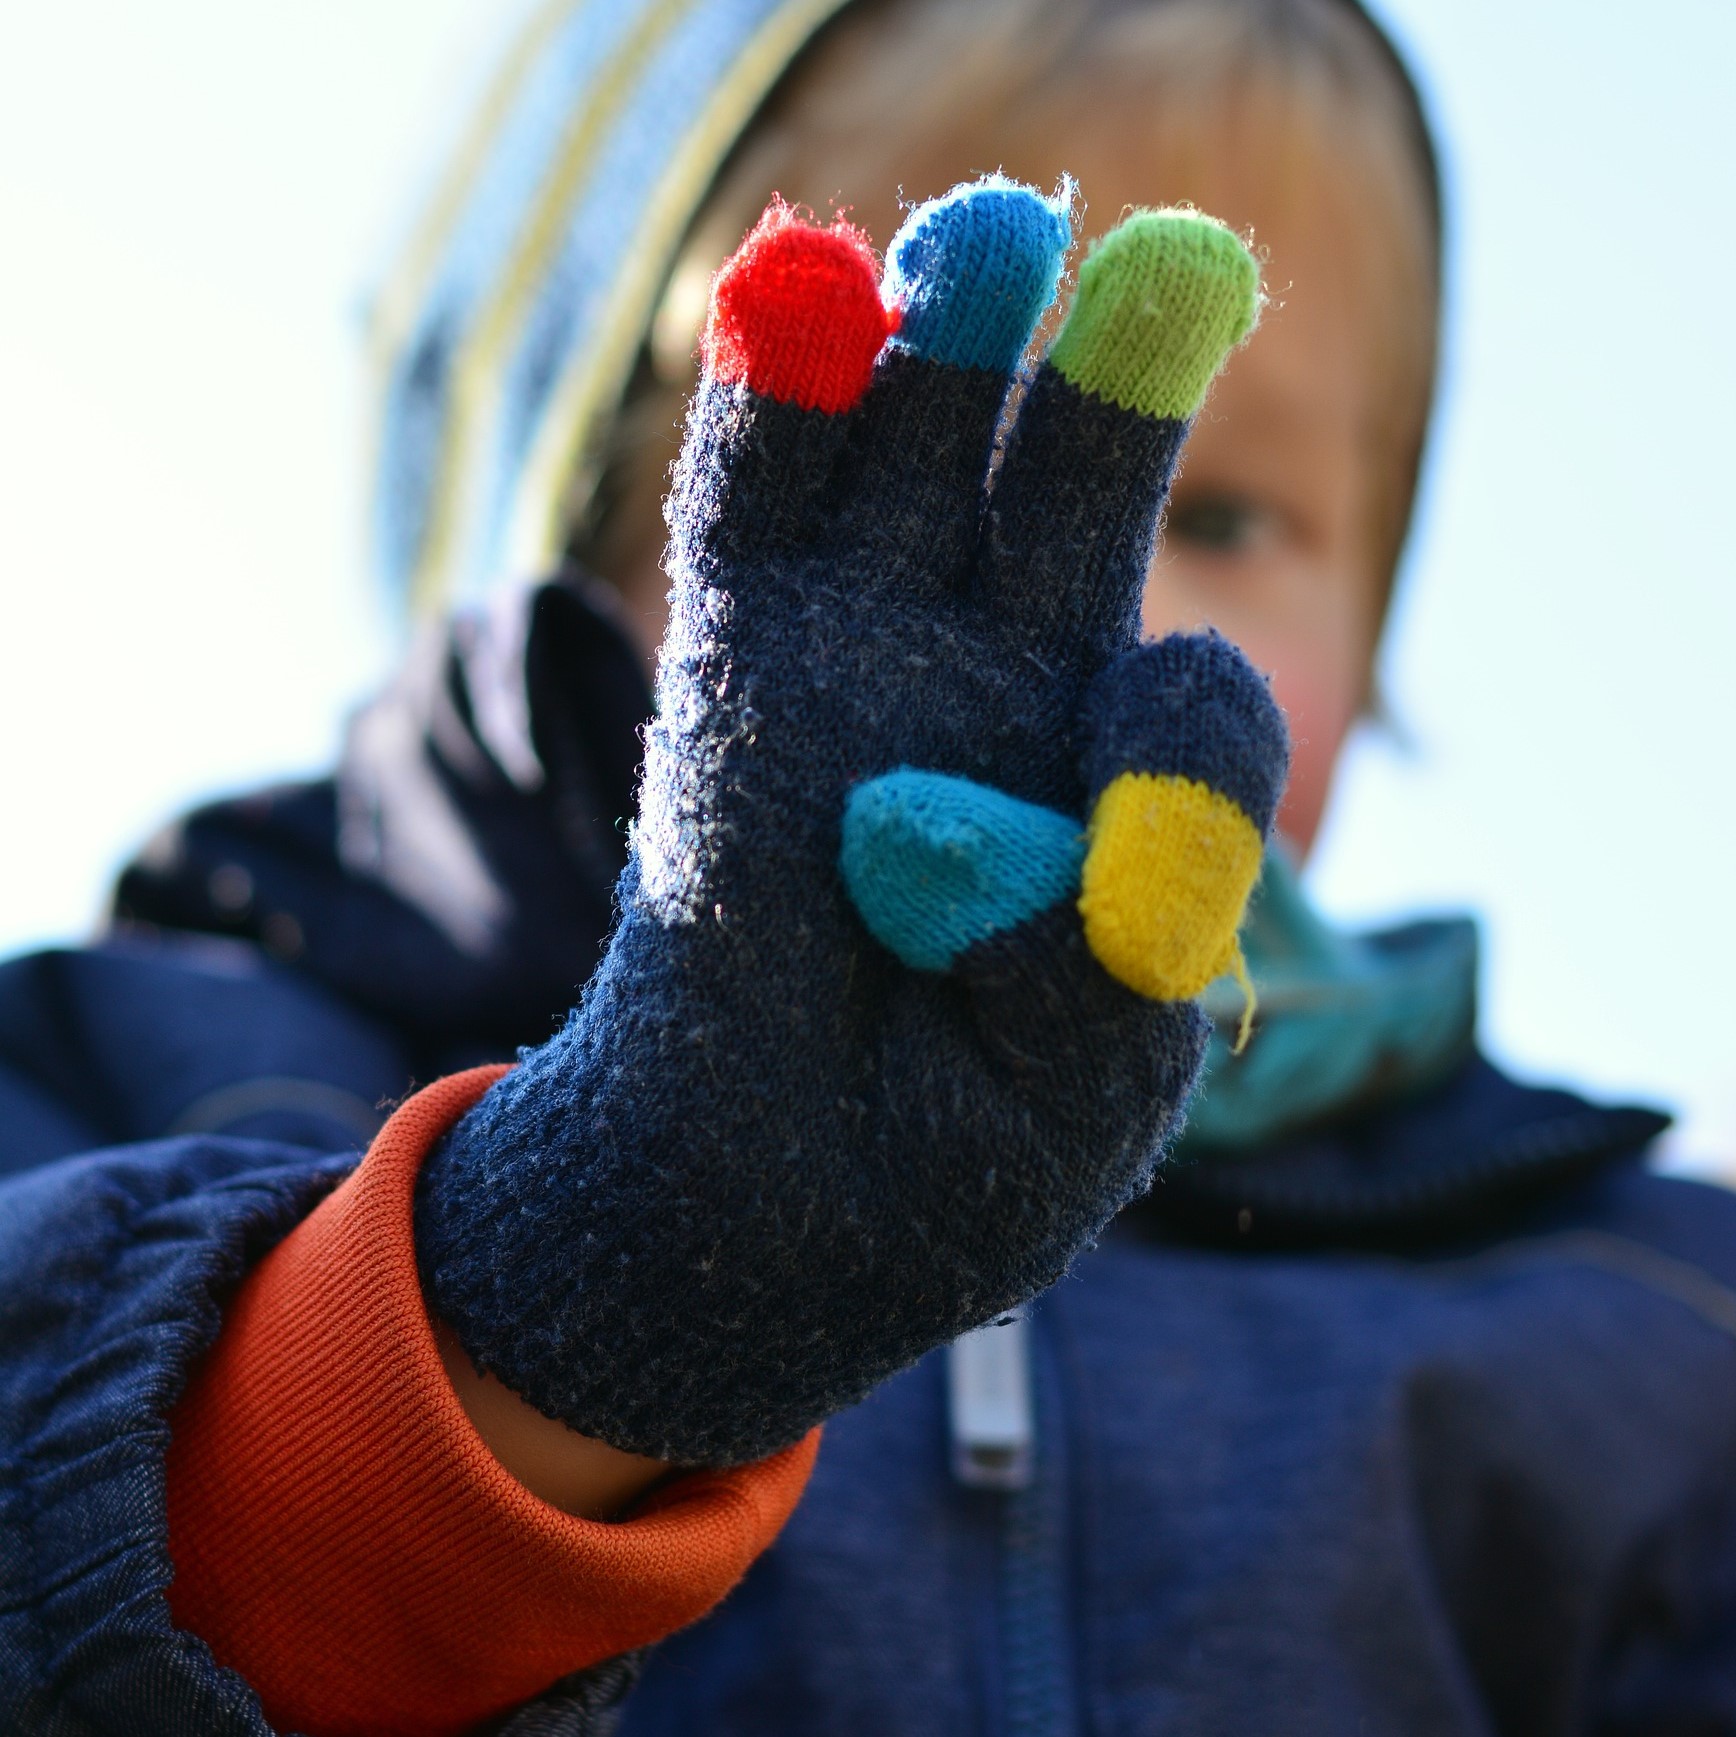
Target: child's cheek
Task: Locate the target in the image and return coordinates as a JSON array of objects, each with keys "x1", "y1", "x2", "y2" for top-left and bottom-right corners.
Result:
[{"x1": 1264, "y1": 657, "x2": 1359, "y2": 856}]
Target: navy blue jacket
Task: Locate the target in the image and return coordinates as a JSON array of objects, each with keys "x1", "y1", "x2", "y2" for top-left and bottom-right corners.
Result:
[{"x1": 4, "y1": 579, "x2": 1734, "y2": 1735}]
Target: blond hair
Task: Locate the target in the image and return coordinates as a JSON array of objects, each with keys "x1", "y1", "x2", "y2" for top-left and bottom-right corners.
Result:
[{"x1": 576, "y1": 0, "x2": 1441, "y2": 618}]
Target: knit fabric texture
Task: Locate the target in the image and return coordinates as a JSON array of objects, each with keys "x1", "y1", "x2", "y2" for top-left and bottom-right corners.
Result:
[
  {"x1": 414, "y1": 178, "x2": 1288, "y2": 1466},
  {"x1": 1075, "y1": 629, "x2": 1287, "y2": 998},
  {"x1": 840, "y1": 769, "x2": 1087, "y2": 972},
  {"x1": 841, "y1": 629, "x2": 1287, "y2": 995},
  {"x1": 703, "y1": 199, "x2": 899, "y2": 414},
  {"x1": 883, "y1": 175, "x2": 1073, "y2": 373},
  {"x1": 1048, "y1": 209, "x2": 1261, "y2": 420}
]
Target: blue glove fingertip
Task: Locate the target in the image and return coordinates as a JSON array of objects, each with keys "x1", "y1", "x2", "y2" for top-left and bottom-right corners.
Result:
[{"x1": 883, "y1": 176, "x2": 1074, "y2": 375}]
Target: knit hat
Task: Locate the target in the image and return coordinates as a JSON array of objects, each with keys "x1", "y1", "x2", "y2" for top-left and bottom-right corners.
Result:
[
  {"x1": 369, "y1": 0, "x2": 1440, "y2": 621},
  {"x1": 371, "y1": 0, "x2": 856, "y2": 621}
]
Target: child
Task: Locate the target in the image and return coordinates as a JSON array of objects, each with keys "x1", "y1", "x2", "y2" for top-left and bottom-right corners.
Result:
[{"x1": 4, "y1": 3, "x2": 1734, "y2": 1736}]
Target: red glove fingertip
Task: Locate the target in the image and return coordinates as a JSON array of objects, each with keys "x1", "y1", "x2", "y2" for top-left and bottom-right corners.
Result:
[{"x1": 702, "y1": 198, "x2": 899, "y2": 415}]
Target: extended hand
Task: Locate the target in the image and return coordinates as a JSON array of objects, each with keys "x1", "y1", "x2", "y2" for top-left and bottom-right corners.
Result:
[{"x1": 415, "y1": 178, "x2": 1288, "y2": 1465}]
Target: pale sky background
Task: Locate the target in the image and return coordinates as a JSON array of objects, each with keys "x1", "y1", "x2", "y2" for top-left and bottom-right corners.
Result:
[{"x1": 1, "y1": 2, "x2": 1731, "y2": 1162}]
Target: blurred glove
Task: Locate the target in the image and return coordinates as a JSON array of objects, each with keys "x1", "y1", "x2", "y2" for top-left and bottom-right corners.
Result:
[{"x1": 413, "y1": 177, "x2": 1289, "y2": 1465}]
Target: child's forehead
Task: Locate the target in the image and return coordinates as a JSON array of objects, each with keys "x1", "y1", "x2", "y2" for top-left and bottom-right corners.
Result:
[
  {"x1": 861, "y1": 80, "x2": 1397, "y2": 352},
  {"x1": 1016, "y1": 62, "x2": 1396, "y2": 242}
]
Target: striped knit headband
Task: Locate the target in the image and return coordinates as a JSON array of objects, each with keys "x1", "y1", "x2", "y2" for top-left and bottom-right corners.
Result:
[{"x1": 370, "y1": 0, "x2": 1438, "y2": 621}]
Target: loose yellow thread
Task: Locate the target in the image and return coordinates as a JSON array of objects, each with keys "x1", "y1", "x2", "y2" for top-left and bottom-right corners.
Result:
[{"x1": 1228, "y1": 938, "x2": 1257, "y2": 1055}]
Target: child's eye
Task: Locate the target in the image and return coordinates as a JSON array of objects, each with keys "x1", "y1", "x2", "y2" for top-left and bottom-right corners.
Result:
[{"x1": 1166, "y1": 493, "x2": 1273, "y2": 554}]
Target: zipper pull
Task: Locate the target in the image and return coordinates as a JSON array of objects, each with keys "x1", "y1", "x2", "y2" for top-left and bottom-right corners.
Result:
[{"x1": 947, "y1": 1306, "x2": 1035, "y2": 1490}]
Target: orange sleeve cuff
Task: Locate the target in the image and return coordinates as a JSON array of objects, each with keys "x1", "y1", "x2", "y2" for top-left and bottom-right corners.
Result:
[{"x1": 165, "y1": 1067, "x2": 819, "y2": 1737}]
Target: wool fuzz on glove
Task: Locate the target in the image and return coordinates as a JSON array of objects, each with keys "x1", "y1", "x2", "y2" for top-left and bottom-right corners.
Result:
[{"x1": 414, "y1": 177, "x2": 1290, "y2": 1465}]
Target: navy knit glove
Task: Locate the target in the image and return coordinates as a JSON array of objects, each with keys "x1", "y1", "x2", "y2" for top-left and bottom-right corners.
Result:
[{"x1": 414, "y1": 179, "x2": 1289, "y2": 1465}]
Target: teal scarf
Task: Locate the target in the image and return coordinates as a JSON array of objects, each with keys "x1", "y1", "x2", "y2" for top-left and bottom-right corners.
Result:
[{"x1": 1180, "y1": 849, "x2": 1479, "y2": 1153}]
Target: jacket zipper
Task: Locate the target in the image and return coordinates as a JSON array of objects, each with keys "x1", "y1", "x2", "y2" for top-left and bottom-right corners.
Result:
[{"x1": 949, "y1": 1309, "x2": 1078, "y2": 1737}]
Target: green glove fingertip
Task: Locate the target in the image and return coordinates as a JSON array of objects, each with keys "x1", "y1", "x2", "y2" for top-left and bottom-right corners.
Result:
[{"x1": 1049, "y1": 209, "x2": 1261, "y2": 422}]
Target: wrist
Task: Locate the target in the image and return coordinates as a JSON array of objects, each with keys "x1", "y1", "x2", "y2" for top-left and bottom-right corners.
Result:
[{"x1": 434, "y1": 1319, "x2": 672, "y2": 1519}]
